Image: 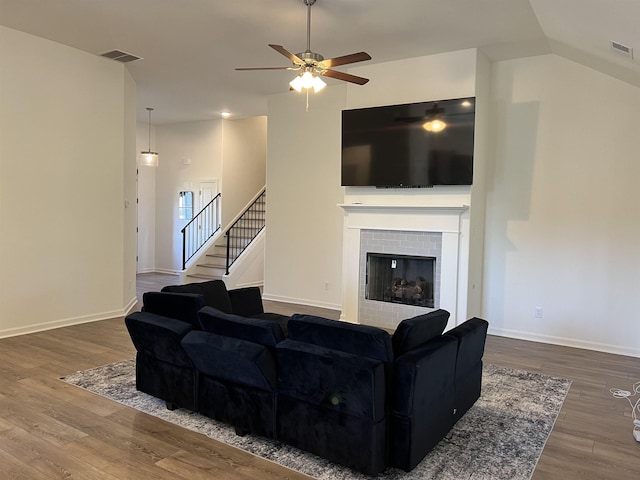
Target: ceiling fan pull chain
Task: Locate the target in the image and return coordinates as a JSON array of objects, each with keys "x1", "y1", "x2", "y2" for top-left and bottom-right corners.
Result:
[{"x1": 306, "y1": 89, "x2": 310, "y2": 112}]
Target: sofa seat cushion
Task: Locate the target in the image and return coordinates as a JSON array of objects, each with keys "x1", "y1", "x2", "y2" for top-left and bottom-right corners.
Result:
[
  {"x1": 277, "y1": 339, "x2": 386, "y2": 421},
  {"x1": 287, "y1": 314, "x2": 393, "y2": 363},
  {"x1": 182, "y1": 331, "x2": 277, "y2": 391},
  {"x1": 162, "y1": 280, "x2": 233, "y2": 313},
  {"x1": 392, "y1": 309, "x2": 450, "y2": 356},
  {"x1": 198, "y1": 306, "x2": 285, "y2": 347}
]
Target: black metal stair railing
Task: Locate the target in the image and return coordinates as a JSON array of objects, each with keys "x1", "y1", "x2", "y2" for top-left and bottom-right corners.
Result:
[
  {"x1": 181, "y1": 193, "x2": 221, "y2": 270},
  {"x1": 225, "y1": 189, "x2": 266, "y2": 274}
]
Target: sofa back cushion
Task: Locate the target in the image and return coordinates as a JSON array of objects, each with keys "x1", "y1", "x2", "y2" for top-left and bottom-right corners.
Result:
[
  {"x1": 287, "y1": 314, "x2": 393, "y2": 364},
  {"x1": 142, "y1": 291, "x2": 205, "y2": 328},
  {"x1": 392, "y1": 309, "x2": 450, "y2": 356},
  {"x1": 162, "y1": 280, "x2": 232, "y2": 313},
  {"x1": 198, "y1": 306, "x2": 285, "y2": 347}
]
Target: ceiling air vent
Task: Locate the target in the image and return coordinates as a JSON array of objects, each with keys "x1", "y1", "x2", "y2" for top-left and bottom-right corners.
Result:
[
  {"x1": 610, "y1": 41, "x2": 633, "y2": 59},
  {"x1": 100, "y1": 50, "x2": 142, "y2": 63}
]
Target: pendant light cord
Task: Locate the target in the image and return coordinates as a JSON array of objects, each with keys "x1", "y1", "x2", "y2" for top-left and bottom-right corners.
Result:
[{"x1": 146, "y1": 107, "x2": 153, "y2": 152}]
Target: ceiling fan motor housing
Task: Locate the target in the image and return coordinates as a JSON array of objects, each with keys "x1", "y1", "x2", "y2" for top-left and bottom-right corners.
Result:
[{"x1": 296, "y1": 51, "x2": 324, "y2": 65}]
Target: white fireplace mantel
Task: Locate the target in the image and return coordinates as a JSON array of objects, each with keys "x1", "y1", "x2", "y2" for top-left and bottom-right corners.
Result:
[
  {"x1": 339, "y1": 203, "x2": 471, "y2": 330},
  {"x1": 339, "y1": 204, "x2": 469, "y2": 213}
]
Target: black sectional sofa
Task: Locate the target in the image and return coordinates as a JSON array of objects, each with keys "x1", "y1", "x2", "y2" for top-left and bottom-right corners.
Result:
[{"x1": 125, "y1": 280, "x2": 488, "y2": 475}]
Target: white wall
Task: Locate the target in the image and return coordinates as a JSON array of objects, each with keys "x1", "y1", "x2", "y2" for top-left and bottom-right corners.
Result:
[
  {"x1": 221, "y1": 116, "x2": 267, "y2": 226},
  {"x1": 0, "y1": 26, "x2": 137, "y2": 337},
  {"x1": 484, "y1": 54, "x2": 640, "y2": 357},
  {"x1": 264, "y1": 86, "x2": 347, "y2": 309}
]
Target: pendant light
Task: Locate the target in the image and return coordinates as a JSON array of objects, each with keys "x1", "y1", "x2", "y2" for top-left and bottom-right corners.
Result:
[{"x1": 140, "y1": 107, "x2": 158, "y2": 167}]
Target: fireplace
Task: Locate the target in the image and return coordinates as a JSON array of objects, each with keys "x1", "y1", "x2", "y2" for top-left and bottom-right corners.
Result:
[
  {"x1": 358, "y1": 229, "x2": 442, "y2": 327},
  {"x1": 340, "y1": 203, "x2": 470, "y2": 330},
  {"x1": 366, "y1": 253, "x2": 435, "y2": 308}
]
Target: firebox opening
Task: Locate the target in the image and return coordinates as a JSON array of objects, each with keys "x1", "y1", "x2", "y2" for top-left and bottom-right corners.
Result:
[{"x1": 366, "y1": 253, "x2": 435, "y2": 308}]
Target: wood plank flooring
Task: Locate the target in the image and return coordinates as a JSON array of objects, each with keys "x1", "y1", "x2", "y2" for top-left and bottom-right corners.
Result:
[{"x1": 0, "y1": 272, "x2": 637, "y2": 479}]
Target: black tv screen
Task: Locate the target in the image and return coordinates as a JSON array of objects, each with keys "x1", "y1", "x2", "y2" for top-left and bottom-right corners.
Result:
[{"x1": 341, "y1": 97, "x2": 475, "y2": 187}]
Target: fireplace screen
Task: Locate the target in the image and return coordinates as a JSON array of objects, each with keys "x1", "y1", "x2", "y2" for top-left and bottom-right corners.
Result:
[{"x1": 366, "y1": 253, "x2": 435, "y2": 308}]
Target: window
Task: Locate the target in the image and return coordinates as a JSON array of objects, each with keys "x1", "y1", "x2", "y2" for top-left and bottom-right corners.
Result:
[{"x1": 178, "y1": 191, "x2": 193, "y2": 220}]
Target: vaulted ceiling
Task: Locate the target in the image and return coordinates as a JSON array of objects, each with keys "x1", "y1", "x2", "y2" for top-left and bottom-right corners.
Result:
[{"x1": 1, "y1": 0, "x2": 638, "y2": 124}]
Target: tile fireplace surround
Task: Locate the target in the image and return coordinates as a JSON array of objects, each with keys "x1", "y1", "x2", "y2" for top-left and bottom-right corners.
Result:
[{"x1": 340, "y1": 203, "x2": 470, "y2": 331}]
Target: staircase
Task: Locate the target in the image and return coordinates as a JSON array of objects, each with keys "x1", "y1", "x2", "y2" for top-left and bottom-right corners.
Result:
[{"x1": 185, "y1": 189, "x2": 266, "y2": 282}]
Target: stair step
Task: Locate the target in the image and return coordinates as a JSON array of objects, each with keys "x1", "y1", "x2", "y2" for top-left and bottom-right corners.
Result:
[
  {"x1": 186, "y1": 273, "x2": 223, "y2": 281},
  {"x1": 197, "y1": 262, "x2": 226, "y2": 270}
]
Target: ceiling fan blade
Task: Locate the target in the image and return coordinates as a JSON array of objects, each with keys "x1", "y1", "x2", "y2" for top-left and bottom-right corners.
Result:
[
  {"x1": 321, "y1": 69, "x2": 370, "y2": 85},
  {"x1": 235, "y1": 66, "x2": 297, "y2": 71},
  {"x1": 269, "y1": 44, "x2": 305, "y2": 65},
  {"x1": 319, "y1": 52, "x2": 371, "y2": 68}
]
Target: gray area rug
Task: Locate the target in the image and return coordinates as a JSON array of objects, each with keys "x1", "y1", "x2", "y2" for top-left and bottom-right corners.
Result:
[{"x1": 61, "y1": 361, "x2": 571, "y2": 479}]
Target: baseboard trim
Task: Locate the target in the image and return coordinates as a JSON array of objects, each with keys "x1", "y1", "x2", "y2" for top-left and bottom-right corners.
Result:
[
  {"x1": 489, "y1": 326, "x2": 640, "y2": 358},
  {"x1": 261, "y1": 293, "x2": 342, "y2": 312},
  {"x1": 154, "y1": 268, "x2": 182, "y2": 276},
  {"x1": 235, "y1": 280, "x2": 264, "y2": 289},
  {"x1": 136, "y1": 267, "x2": 156, "y2": 274},
  {"x1": 0, "y1": 299, "x2": 138, "y2": 339}
]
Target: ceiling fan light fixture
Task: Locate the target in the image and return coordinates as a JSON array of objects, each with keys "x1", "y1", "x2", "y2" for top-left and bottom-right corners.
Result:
[
  {"x1": 423, "y1": 119, "x2": 447, "y2": 132},
  {"x1": 311, "y1": 74, "x2": 326, "y2": 93},
  {"x1": 289, "y1": 74, "x2": 304, "y2": 92},
  {"x1": 289, "y1": 70, "x2": 326, "y2": 93}
]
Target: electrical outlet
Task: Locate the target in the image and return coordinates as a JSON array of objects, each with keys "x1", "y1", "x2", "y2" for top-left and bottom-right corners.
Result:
[
  {"x1": 534, "y1": 307, "x2": 543, "y2": 319},
  {"x1": 324, "y1": 281, "x2": 329, "y2": 291}
]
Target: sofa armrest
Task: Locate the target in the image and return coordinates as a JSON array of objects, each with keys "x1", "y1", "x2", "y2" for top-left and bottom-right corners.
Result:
[
  {"x1": 445, "y1": 317, "x2": 489, "y2": 422},
  {"x1": 390, "y1": 335, "x2": 458, "y2": 471},
  {"x1": 392, "y1": 336, "x2": 458, "y2": 416},
  {"x1": 445, "y1": 317, "x2": 489, "y2": 377},
  {"x1": 228, "y1": 286, "x2": 264, "y2": 316},
  {"x1": 125, "y1": 311, "x2": 194, "y2": 367}
]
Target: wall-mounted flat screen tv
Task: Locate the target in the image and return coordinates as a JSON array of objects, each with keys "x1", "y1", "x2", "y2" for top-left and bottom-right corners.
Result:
[{"x1": 341, "y1": 97, "x2": 475, "y2": 187}]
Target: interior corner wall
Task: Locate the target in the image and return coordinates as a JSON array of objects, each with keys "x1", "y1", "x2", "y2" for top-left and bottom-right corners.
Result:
[
  {"x1": 466, "y1": 50, "x2": 492, "y2": 318},
  {"x1": 154, "y1": 120, "x2": 223, "y2": 273},
  {"x1": 221, "y1": 116, "x2": 267, "y2": 227},
  {"x1": 484, "y1": 54, "x2": 640, "y2": 357},
  {"x1": 0, "y1": 26, "x2": 135, "y2": 337}
]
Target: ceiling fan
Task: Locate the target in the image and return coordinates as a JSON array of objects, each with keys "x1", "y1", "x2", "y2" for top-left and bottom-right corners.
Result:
[{"x1": 235, "y1": 0, "x2": 371, "y2": 93}]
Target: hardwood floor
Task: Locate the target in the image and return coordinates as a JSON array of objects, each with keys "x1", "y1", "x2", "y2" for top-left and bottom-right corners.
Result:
[{"x1": 0, "y1": 273, "x2": 637, "y2": 479}]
